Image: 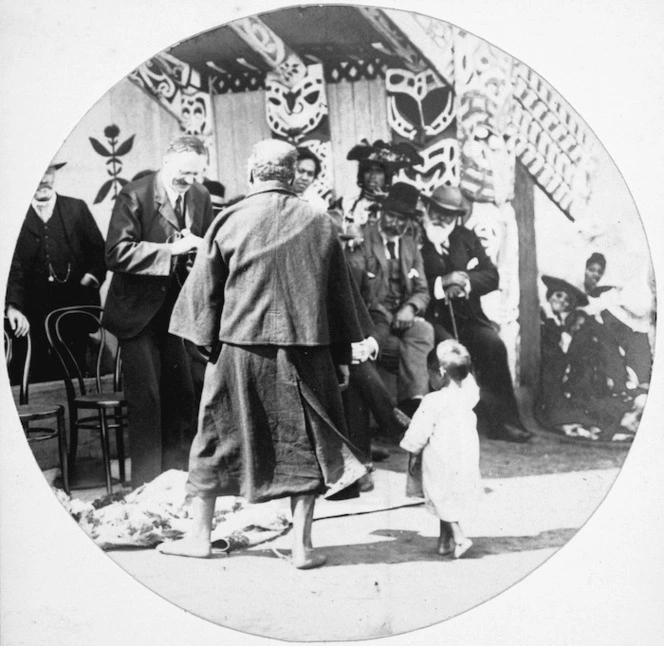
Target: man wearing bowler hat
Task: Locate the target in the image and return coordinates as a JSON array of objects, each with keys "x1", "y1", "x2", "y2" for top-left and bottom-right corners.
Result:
[
  {"x1": 419, "y1": 184, "x2": 533, "y2": 443},
  {"x1": 361, "y1": 182, "x2": 434, "y2": 417}
]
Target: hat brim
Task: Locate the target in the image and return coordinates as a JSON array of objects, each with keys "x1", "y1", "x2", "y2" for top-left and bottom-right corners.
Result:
[
  {"x1": 541, "y1": 275, "x2": 589, "y2": 306},
  {"x1": 48, "y1": 162, "x2": 67, "y2": 171},
  {"x1": 420, "y1": 191, "x2": 470, "y2": 215}
]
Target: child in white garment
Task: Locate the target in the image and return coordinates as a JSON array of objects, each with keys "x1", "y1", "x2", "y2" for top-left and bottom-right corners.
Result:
[{"x1": 400, "y1": 339, "x2": 481, "y2": 558}]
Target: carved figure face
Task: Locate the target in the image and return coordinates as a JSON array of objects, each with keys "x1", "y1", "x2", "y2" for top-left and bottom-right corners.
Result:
[
  {"x1": 266, "y1": 67, "x2": 327, "y2": 142},
  {"x1": 386, "y1": 69, "x2": 455, "y2": 143},
  {"x1": 181, "y1": 92, "x2": 208, "y2": 135}
]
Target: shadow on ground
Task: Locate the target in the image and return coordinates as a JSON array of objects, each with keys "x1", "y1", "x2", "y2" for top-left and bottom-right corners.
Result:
[{"x1": 227, "y1": 526, "x2": 579, "y2": 567}]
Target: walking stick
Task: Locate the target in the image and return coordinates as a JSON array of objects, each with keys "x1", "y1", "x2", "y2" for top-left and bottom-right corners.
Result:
[{"x1": 447, "y1": 297, "x2": 459, "y2": 340}]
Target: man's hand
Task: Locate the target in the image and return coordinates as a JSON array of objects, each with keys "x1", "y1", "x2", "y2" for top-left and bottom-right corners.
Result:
[
  {"x1": 440, "y1": 271, "x2": 470, "y2": 300},
  {"x1": 6, "y1": 305, "x2": 29, "y2": 337},
  {"x1": 171, "y1": 232, "x2": 203, "y2": 256},
  {"x1": 444, "y1": 284, "x2": 467, "y2": 300},
  {"x1": 79, "y1": 273, "x2": 99, "y2": 288},
  {"x1": 393, "y1": 304, "x2": 416, "y2": 331},
  {"x1": 407, "y1": 452, "x2": 421, "y2": 476},
  {"x1": 351, "y1": 336, "x2": 380, "y2": 364},
  {"x1": 337, "y1": 364, "x2": 350, "y2": 390}
]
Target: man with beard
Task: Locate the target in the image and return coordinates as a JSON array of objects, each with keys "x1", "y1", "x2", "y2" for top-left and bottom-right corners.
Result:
[
  {"x1": 103, "y1": 135, "x2": 214, "y2": 487},
  {"x1": 419, "y1": 185, "x2": 533, "y2": 443},
  {"x1": 158, "y1": 139, "x2": 368, "y2": 568},
  {"x1": 360, "y1": 182, "x2": 434, "y2": 418}
]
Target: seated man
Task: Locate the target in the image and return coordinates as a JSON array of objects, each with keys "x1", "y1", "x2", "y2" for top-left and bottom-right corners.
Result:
[
  {"x1": 419, "y1": 184, "x2": 533, "y2": 443},
  {"x1": 361, "y1": 182, "x2": 434, "y2": 417}
]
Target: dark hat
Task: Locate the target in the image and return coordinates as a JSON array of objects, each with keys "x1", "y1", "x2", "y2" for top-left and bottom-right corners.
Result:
[
  {"x1": 420, "y1": 185, "x2": 470, "y2": 216},
  {"x1": 380, "y1": 182, "x2": 422, "y2": 218},
  {"x1": 203, "y1": 179, "x2": 226, "y2": 211},
  {"x1": 541, "y1": 275, "x2": 589, "y2": 307},
  {"x1": 347, "y1": 139, "x2": 423, "y2": 173}
]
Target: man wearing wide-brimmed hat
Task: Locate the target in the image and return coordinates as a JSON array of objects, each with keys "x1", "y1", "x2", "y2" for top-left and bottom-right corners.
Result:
[
  {"x1": 361, "y1": 182, "x2": 434, "y2": 418},
  {"x1": 5, "y1": 159, "x2": 106, "y2": 382},
  {"x1": 419, "y1": 184, "x2": 533, "y2": 443}
]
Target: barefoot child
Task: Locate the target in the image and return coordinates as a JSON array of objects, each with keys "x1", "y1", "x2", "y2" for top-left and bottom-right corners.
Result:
[{"x1": 400, "y1": 340, "x2": 481, "y2": 558}]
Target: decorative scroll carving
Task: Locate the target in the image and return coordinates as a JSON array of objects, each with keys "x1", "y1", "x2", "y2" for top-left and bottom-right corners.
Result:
[
  {"x1": 512, "y1": 61, "x2": 597, "y2": 219},
  {"x1": 454, "y1": 30, "x2": 516, "y2": 205}
]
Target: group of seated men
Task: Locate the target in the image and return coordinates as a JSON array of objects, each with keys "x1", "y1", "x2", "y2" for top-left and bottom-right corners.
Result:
[
  {"x1": 4, "y1": 135, "x2": 532, "y2": 493},
  {"x1": 292, "y1": 139, "x2": 534, "y2": 477}
]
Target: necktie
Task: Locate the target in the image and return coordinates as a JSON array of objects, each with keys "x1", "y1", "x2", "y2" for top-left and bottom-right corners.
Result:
[
  {"x1": 174, "y1": 195, "x2": 185, "y2": 230},
  {"x1": 386, "y1": 241, "x2": 396, "y2": 260}
]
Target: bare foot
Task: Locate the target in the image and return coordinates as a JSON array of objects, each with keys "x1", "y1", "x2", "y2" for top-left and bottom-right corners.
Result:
[
  {"x1": 292, "y1": 549, "x2": 327, "y2": 570},
  {"x1": 437, "y1": 539, "x2": 455, "y2": 556},
  {"x1": 453, "y1": 538, "x2": 473, "y2": 559},
  {"x1": 156, "y1": 538, "x2": 212, "y2": 558}
]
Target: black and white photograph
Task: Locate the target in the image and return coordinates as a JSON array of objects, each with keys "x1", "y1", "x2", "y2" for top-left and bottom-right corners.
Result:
[{"x1": 1, "y1": 0, "x2": 663, "y2": 644}]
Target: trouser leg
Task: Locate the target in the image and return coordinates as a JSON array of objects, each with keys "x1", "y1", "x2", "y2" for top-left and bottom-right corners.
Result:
[
  {"x1": 396, "y1": 319, "x2": 434, "y2": 401},
  {"x1": 121, "y1": 327, "x2": 162, "y2": 487},
  {"x1": 160, "y1": 333, "x2": 196, "y2": 471},
  {"x1": 459, "y1": 324, "x2": 522, "y2": 427}
]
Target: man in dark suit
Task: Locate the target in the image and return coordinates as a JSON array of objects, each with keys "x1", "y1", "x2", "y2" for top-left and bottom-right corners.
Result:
[
  {"x1": 361, "y1": 183, "x2": 434, "y2": 417},
  {"x1": 5, "y1": 161, "x2": 106, "y2": 382},
  {"x1": 102, "y1": 135, "x2": 214, "y2": 487},
  {"x1": 419, "y1": 185, "x2": 533, "y2": 443}
]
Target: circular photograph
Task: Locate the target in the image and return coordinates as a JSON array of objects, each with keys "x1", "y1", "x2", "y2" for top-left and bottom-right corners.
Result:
[{"x1": 1, "y1": 2, "x2": 658, "y2": 643}]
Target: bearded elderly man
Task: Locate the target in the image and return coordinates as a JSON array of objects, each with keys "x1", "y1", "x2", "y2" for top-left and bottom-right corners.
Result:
[
  {"x1": 103, "y1": 135, "x2": 214, "y2": 487},
  {"x1": 158, "y1": 139, "x2": 368, "y2": 569},
  {"x1": 419, "y1": 185, "x2": 533, "y2": 443}
]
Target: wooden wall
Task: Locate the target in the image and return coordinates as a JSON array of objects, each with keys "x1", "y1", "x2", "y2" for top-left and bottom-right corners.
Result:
[
  {"x1": 211, "y1": 78, "x2": 390, "y2": 202},
  {"x1": 211, "y1": 90, "x2": 272, "y2": 201},
  {"x1": 327, "y1": 78, "x2": 390, "y2": 201}
]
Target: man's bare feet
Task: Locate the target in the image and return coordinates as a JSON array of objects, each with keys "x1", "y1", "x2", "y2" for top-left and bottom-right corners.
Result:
[
  {"x1": 292, "y1": 549, "x2": 327, "y2": 570},
  {"x1": 437, "y1": 538, "x2": 455, "y2": 556},
  {"x1": 453, "y1": 538, "x2": 473, "y2": 559},
  {"x1": 156, "y1": 537, "x2": 212, "y2": 558}
]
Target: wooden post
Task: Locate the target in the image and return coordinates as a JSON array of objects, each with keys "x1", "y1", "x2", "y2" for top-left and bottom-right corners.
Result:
[{"x1": 514, "y1": 160, "x2": 540, "y2": 388}]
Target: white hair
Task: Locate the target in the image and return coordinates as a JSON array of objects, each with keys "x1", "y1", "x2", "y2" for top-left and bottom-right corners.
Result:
[{"x1": 248, "y1": 139, "x2": 298, "y2": 183}]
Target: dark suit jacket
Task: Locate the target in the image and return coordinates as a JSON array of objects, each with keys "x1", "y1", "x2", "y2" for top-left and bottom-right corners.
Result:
[
  {"x1": 102, "y1": 172, "x2": 214, "y2": 339},
  {"x1": 6, "y1": 195, "x2": 106, "y2": 311},
  {"x1": 169, "y1": 180, "x2": 366, "y2": 356},
  {"x1": 361, "y1": 223, "x2": 430, "y2": 323},
  {"x1": 420, "y1": 226, "x2": 499, "y2": 331}
]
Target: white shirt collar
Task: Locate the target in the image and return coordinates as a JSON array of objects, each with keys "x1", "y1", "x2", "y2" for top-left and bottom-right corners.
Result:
[
  {"x1": 380, "y1": 231, "x2": 400, "y2": 259},
  {"x1": 162, "y1": 177, "x2": 190, "y2": 228},
  {"x1": 31, "y1": 195, "x2": 56, "y2": 223}
]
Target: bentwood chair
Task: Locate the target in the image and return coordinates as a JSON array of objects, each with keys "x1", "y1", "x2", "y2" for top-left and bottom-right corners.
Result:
[
  {"x1": 44, "y1": 305, "x2": 126, "y2": 494},
  {"x1": 4, "y1": 324, "x2": 70, "y2": 494}
]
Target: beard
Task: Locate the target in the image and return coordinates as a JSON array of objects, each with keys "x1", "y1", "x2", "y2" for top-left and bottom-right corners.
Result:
[{"x1": 423, "y1": 220, "x2": 454, "y2": 246}]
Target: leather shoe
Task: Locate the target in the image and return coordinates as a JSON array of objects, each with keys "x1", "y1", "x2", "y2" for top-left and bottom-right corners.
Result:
[
  {"x1": 486, "y1": 423, "x2": 533, "y2": 443},
  {"x1": 392, "y1": 407, "x2": 412, "y2": 431}
]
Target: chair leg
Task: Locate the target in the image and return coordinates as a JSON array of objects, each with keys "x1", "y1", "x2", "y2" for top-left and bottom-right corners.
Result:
[
  {"x1": 57, "y1": 410, "x2": 70, "y2": 496},
  {"x1": 114, "y1": 406, "x2": 126, "y2": 486},
  {"x1": 98, "y1": 409, "x2": 113, "y2": 495},
  {"x1": 68, "y1": 415, "x2": 79, "y2": 477}
]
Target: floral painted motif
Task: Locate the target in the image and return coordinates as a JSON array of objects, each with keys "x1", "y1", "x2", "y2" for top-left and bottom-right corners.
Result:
[{"x1": 89, "y1": 125, "x2": 134, "y2": 204}]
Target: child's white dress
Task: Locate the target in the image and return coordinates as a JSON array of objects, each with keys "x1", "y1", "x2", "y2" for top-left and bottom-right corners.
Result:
[{"x1": 400, "y1": 374, "x2": 482, "y2": 522}]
